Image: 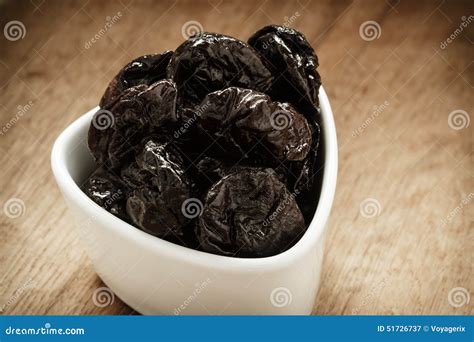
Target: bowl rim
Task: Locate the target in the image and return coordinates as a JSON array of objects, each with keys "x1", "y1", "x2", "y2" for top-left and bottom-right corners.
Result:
[{"x1": 51, "y1": 86, "x2": 337, "y2": 270}]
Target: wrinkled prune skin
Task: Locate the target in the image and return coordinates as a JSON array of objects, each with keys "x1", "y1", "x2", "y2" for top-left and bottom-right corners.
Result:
[
  {"x1": 198, "y1": 168, "x2": 305, "y2": 257},
  {"x1": 82, "y1": 167, "x2": 128, "y2": 221},
  {"x1": 167, "y1": 33, "x2": 273, "y2": 107},
  {"x1": 125, "y1": 139, "x2": 192, "y2": 239},
  {"x1": 88, "y1": 80, "x2": 178, "y2": 168},
  {"x1": 194, "y1": 87, "x2": 312, "y2": 163},
  {"x1": 100, "y1": 51, "x2": 173, "y2": 108},
  {"x1": 280, "y1": 121, "x2": 321, "y2": 224},
  {"x1": 248, "y1": 25, "x2": 321, "y2": 113},
  {"x1": 120, "y1": 160, "x2": 152, "y2": 189}
]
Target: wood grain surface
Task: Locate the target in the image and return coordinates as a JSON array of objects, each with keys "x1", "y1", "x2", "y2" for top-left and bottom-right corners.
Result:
[{"x1": 0, "y1": 0, "x2": 472, "y2": 315}]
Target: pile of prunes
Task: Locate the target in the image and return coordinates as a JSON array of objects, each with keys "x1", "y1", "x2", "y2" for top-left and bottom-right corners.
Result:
[{"x1": 83, "y1": 25, "x2": 323, "y2": 258}]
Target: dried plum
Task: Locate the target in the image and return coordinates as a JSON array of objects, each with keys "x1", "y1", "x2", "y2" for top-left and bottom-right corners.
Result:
[
  {"x1": 82, "y1": 167, "x2": 128, "y2": 221},
  {"x1": 248, "y1": 25, "x2": 321, "y2": 112},
  {"x1": 198, "y1": 168, "x2": 305, "y2": 257},
  {"x1": 100, "y1": 51, "x2": 173, "y2": 108},
  {"x1": 167, "y1": 33, "x2": 273, "y2": 107},
  {"x1": 125, "y1": 139, "x2": 192, "y2": 239},
  {"x1": 88, "y1": 80, "x2": 178, "y2": 168},
  {"x1": 194, "y1": 87, "x2": 312, "y2": 163},
  {"x1": 280, "y1": 121, "x2": 321, "y2": 224}
]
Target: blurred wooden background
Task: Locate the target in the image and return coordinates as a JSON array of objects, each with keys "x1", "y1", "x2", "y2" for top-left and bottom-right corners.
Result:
[{"x1": 0, "y1": 0, "x2": 472, "y2": 315}]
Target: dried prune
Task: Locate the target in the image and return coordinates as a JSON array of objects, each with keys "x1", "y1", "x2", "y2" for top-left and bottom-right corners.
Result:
[
  {"x1": 198, "y1": 168, "x2": 305, "y2": 257},
  {"x1": 248, "y1": 25, "x2": 321, "y2": 112},
  {"x1": 125, "y1": 139, "x2": 192, "y2": 239},
  {"x1": 100, "y1": 51, "x2": 173, "y2": 108},
  {"x1": 82, "y1": 167, "x2": 128, "y2": 221},
  {"x1": 166, "y1": 33, "x2": 273, "y2": 107},
  {"x1": 88, "y1": 80, "x2": 178, "y2": 168},
  {"x1": 193, "y1": 87, "x2": 312, "y2": 163},
  {"x1": 280, "y1": 121, "x2": 321, "y2": 224}
]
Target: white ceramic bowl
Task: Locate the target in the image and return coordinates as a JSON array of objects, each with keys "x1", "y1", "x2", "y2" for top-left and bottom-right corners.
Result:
[{"x1": 51, "y1": 87, "x2": 337, "y2": 315}]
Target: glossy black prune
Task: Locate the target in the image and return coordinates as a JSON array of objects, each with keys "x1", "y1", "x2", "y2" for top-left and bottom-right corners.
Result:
[
  {"x1": 125, "y1": 139, "x2": 192, "y2": 239},
  {"x1": 166, "y1": 33, "x2": 273, "y2": 107},
  {"x1": 248, "y1": 25, "x2": 321, "y2": 111},
  {"x1": 198, "y1": 168, "x2": 306, "y2": 257},
  {"x1": 194, "y1": 87, "x2": 312, "y2": 163},
  {"x1": 88, "y1": 79, "x2": 178, "y2": 168},
  {"x1": 82, "y1": 167, "x2": 128, "y2": 221},
  {"x1": 281, "y1": 121, "x2": 321, "y2": 224},
  {"x1": 100, "y1": 51, "x2": 173, "y2": 108}
]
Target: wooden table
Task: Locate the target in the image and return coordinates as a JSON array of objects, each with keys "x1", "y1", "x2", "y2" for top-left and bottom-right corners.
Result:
[{"x1": 0, "y1": 0, "x2": 472, "y2": 315}]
